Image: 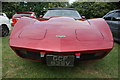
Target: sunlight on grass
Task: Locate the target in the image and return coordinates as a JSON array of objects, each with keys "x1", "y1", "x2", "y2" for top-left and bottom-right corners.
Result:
[{"x1": 2, "y1": 36, "x2": 119, "y2": 78}]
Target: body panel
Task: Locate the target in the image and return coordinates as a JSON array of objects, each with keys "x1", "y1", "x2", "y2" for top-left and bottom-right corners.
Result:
[
  {"x1": 11, "y1": 12, "x2": 36, "y2": 26},
  {"x1": 10, "y1": 17, "x2": 113, "y2": 52},
  {"x1": 9, "y1": 8, "x2": 113, "y2": 65}
]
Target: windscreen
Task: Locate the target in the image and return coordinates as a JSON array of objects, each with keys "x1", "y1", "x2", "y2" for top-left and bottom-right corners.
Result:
[
  {"x1": 44, "y1": 10, "x2": 81, "y2": 17},
  {"x1": 13, "y1": 13, "x2": 32, "y2": 17}
]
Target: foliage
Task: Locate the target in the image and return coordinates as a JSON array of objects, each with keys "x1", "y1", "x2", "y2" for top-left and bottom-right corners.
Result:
[
  {"x1": 2, "y1": 2, "x2": 69, "y2": 18},
  {"x1": 70, "y1": 2, "x2": 120, "y2": 18},
  {"x1": 2, "y1": 2, "x2": 120, "y2": 19}
]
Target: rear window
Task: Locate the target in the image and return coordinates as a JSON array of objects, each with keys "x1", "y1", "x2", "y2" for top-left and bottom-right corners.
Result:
[{"x1": 13, "y1": 13, "x2": 32, "y2": 17}]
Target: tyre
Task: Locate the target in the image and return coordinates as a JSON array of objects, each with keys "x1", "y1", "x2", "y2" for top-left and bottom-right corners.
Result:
[{"x1": 0, "y1": 25, "x2": 9, "y2": 37}]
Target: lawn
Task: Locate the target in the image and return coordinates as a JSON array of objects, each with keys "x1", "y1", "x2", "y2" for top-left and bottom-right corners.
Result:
[
  {"x1": 0, "y1": 38, "x2": 2, "y2": 79},
  {"x1": 2, "y1": 36, "x2": 119, "y2": 78}
]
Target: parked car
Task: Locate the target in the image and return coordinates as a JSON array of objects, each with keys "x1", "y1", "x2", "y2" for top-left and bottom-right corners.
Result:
[
  {"x1": 11, "y1": 12, "x2": 37, "y2": 26},
  {"x1": 0, "y1": 13, "x2": 11, "y2": 37},
  {"x1": 10, "y1": 8, "x2": 113, "y2": 66},
  {"x1": 103, "y1": 9, "x2": 120, "y2": 43}
]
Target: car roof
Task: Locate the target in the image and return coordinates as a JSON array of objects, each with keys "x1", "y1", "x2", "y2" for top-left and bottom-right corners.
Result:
[
  {"x1": 109, "y1": 9, "x2": 120, "y2": 13},
  {"x1": 48, "y1": 8, "x2": 76, "y2": 10}
]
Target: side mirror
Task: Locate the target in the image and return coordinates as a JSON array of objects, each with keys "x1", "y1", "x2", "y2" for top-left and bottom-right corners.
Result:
[
  {"x1": 82, "y1": 16, "x2": 86, "y2": 19},
  {"x1": 39, "y1": 15, "x2": 43, "y2": 18}
]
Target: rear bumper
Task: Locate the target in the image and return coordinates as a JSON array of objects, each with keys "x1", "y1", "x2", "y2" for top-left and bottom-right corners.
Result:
[
  {"x1": 11, "y1": 47, "x2": 111, "y2": 62},
  {"x1": 10, "y1": 38, "x2": 113, "y2": 63}
]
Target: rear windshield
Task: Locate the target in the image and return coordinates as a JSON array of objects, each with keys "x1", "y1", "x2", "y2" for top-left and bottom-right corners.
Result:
[{"x1": 13, "y1": 13, "x2": 32, "y2": 17}]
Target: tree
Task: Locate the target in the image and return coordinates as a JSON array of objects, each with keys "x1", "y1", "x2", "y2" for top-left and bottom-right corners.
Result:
[
  {"x1": 2, "y1": 2, "x2": 120, "y2": 19},
  {"x1": 70, "y1": 2, "x2": 120, "y2": 18},
  {"x1": 2, "y1": 2, "x2": 69, "y2": 18}
]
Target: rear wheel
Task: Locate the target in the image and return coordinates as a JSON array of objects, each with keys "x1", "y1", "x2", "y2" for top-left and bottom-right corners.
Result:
[{"x1": 1, "y1": 25, "x2": 9, "y2": 37}]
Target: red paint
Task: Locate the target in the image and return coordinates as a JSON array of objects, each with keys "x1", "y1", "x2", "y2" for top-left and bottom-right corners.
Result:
[
  {"x1": 11, "y1": 12, "x2": 36, "y2": 26},
  {"x1": 9, "y1": 16, "x2": 113, "y2": 62},
  {"x1": 75, "y1": 53, "x2": 81, "y2": 56},
  {"x1": 40, "y1": 52, "x2": 46, "y2": 54}
]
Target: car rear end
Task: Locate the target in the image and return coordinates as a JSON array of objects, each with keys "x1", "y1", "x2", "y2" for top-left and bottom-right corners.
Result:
[{"x1": 11, "y1": 12, "x2": 36, "y2": 26}]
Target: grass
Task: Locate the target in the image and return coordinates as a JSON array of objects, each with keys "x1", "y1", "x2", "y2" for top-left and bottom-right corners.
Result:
[
  {"x1": 2, "y1": 36, "x2": 119, "y2": 78},
  {"x1": 0, "y1": 37, "x2": 2, "y2": 79}
]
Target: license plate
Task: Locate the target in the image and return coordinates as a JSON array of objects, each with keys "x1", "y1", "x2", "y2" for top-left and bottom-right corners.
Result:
[{"x1": 46, "y1": 55, "x2": 74, "y2": 66}]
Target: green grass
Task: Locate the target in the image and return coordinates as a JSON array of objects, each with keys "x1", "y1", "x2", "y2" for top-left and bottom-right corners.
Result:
[
  {"x1": 0, "y1": 37, "x2": 2, "y2": 79},
  {"x1": 2, "y1": 36, "x2": 119, "y2": 78}
]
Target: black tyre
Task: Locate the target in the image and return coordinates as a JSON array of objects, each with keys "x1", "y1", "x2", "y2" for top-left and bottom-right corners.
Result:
[{"x1": 1, "y1": 25, "x2": 9, "y2": 37}]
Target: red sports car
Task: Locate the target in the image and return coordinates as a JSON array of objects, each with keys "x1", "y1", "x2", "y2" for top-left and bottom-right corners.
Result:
[
  {"x1": 11, "y1": 12, "x2": 36, "y2": 26},
  {"x1": 10, "y1": 8, "x2": 113, "y2": 66}
]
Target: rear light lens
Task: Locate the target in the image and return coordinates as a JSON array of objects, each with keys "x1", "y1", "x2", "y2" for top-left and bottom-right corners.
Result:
[
  {"x1": 75, "y1": 53, "x2": 81, "y2": 58},
  {"x1": 40, "y1": 52, "x2": 46, "y2": 57}
]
